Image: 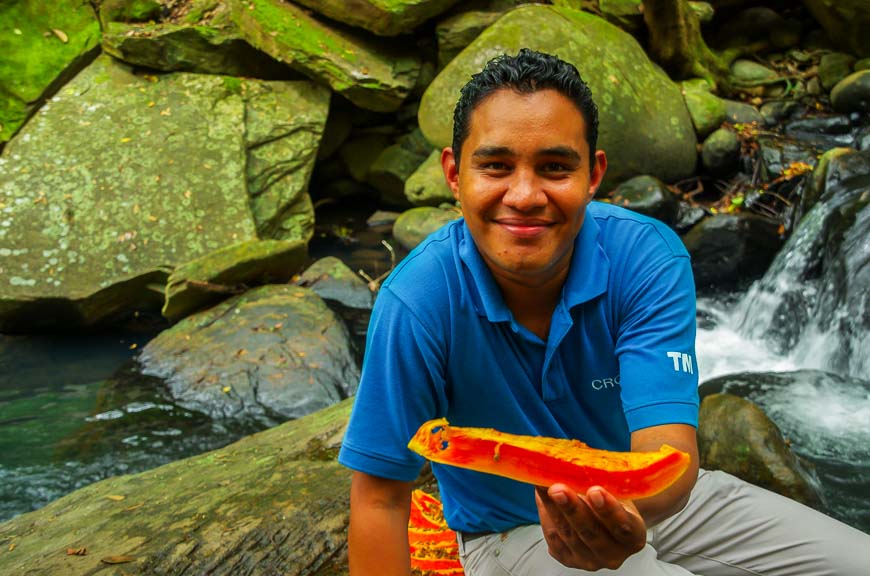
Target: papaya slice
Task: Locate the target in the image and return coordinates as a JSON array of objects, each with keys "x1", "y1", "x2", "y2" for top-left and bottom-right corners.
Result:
[
  {"x1": 408, "y1": 419, "x2": 690, "y2": 500},
  {"x1": 408, "y1": 489, "x2": 463, "y2": 576}
]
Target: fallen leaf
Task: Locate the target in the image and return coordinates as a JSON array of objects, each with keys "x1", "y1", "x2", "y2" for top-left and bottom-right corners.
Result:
[
  {"x1": 128, "y1": 343, "x2": 137, "y2": 350},
  {"x1": 101, "y1": 555, "x2": 136, "y2": 564},
  {"x1": 66, "y1": 547, "x2": 87, "y2": 556},
  {"x1": 106, "y1": 495, "x2": 126, "y2": 501},
  {"x1": 120, "y1": 137, "x2": 132, "y2": 143},
  {"x1": 222, "y1": 386, "x2": 231, "y2": 393},
  {"x1": 125, "y1": 503, "x2": 144, "y2": 511},
  {"x1": 8, "y1": 543, "x2": 15, "y2": 551},
  {"x1": 51, "y1": 29, "x2": 69, "y2": 43},
  {"x1": 147, "y1": 215, "x2": 158, "y2": 222}
]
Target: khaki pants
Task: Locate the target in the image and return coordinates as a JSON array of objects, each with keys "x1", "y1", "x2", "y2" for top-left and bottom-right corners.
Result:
[{"x1": 457, "y1": 470, "x2": 869, "y2": 575}]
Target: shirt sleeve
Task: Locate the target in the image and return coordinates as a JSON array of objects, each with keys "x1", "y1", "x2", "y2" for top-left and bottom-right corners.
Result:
[
  {"x1": 615, "y1": 254, "x2": 699, "y2": 432},
  {"x1": 338, "y1": 286, "x2": 448, "y2": 481}
]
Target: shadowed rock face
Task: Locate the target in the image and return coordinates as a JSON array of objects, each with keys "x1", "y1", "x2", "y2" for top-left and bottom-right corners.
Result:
[
  {"x1": 418, "y1": 4, "x2": 698, "y2": 191},
  {"x1": 0, "y1": 56, "x2": 329, "y2": 332},
  {"x1": 140, "y1": 285, "x2": 360, "y2": 425},
  {"x1": 292, "y1": 0, "x2": 462, "y2": 37}
]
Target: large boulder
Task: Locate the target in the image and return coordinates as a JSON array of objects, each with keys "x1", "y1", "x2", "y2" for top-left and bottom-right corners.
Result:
[
  {"x1": 405, "y1": 149, "x2": 455, "y2": 206},
  {"x1": 803, "y1": 0, "x2": 870, "y2": 58},
  {"x1": 101, "y1": 1, "x2": 290, "y2": 77},
  {"x1": 292, "y1": 0, "x2": 461, "y2": 36},
  {"x1": 229, "y1": 0, "x2": 421, "y2": 112},
  {"x1": 0, "y1": 0, "x2": 101, "y2": 144},
  {"x1": 393, "y1": 205, "x2": 461, "y2": 251},
  {"x1": 140, "y1": 285, "x2": 360, "y2": 425},
  {"x1": 0, "y1": 56, "x2": 328, "y2": 332},
  {"x1": 418, "y1": 5, "x2": 697, "y2": 190},
  {"x1": 0, "y1": 398, "x2": 356, "y2": 576}
]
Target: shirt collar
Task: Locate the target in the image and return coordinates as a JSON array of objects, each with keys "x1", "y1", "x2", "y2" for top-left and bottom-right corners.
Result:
[{"x1": 458, "y1": 208, "x2": 610, "y2": 322}]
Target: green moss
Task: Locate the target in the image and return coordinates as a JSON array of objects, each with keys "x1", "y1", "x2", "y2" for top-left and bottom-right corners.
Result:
[{"x1": 221, "y1": 75, "x2": 243, "y2": 94}]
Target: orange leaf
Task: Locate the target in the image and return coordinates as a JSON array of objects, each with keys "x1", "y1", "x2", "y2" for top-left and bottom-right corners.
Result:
[
  {"x1": 66, "y1": 547, "x2": 87, "y2": 556},
  {"x1": 408, "y1": 419, "x2": 690, "y2": 500},
  {"x1": 100, "y1": 555, "x2": 136, "y2": 564}
]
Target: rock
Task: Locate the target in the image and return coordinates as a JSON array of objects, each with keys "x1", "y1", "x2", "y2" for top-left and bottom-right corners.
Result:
[
  {"x1": 418, "y1": 5, "x2": 697, "y2": 190},
  {"x1": 783, "y1": 115, "x2": 854, "y2": 149},
  {"x1": 731, "y1": 59, "x2": 780, "y2": 87},
  {"x1": 760, "y1": 100, "x2": 799, "y2": 125},
  {"x1": 698, "y1": 393, "x2": 823, "y2": 508},
  {"x1": 675, "y1": 203, "x2": 707, "y2": 232},
  {"x1": 681, "y1": 80, "x2": 727, "y2": 138},
  {"x1": 338, "y1": 133, "x2": 394, "y2": 183},
  {"x1": 140, "y1": 285, "x2": 359, "y2": 424},
  {"x1": 770, "y1": 18, "x2": 803, "y2": 50},
  {"x1": 405, "y1": 149, "x2": 455, "y2": 206},
  {"x1": 367, "y1": 210, "x2": 401, "y2": 227},
  {"x1": 856, "y1": 126, "x2": 870, "y2": 151},
  {"x1": 393, "y1": 206, "x2": 461, "y2": 251},
  {"x1": 830, "y1": 70, "x2": 870, "y2": 114},
  {"x1": 702, "y1": 128, "x2": 741, "y2": 177},
  {"x1": 795, "y1": 147, "x2": 853, "y2": 228},
  {"x1": 317, "y1": 100, "x2": 354, "y2": 161},
  {"x1": 608, "y1": 176, "x2": 680, "y2": 226},
  {"x1": 756, "y1": 135, "x2": 821, "y2": 182},
  {"x1": 717, "y1": 6, "x2": 782, "y2": 48},
  {"x1": 101, "y1": 3, "x2": 291, "y2": 77},
  {"x1": 0, "y1": 56, "x2": 327, "y2": 332},
  {"x1": 368, "y1": 129, "x2": 431, "y2": 207},
  {"x1": 818, "y1": 52, "x2": 856, "y2": 91},
  {"x1": 598, "y1": 0, "x2": 643, "y2": 31},
  {"x1": 229, "y1": 0, "x2": 421, "y2": 112},
  {"x1": 162, "y1": 239, "x2": 308, "y2": 323},
  {"x1": 856, "y1": 58, "x2": 870, "y2": 72},
  {"x1": 803, "y1": 0, "x2": 870, "y2": 58},
  {"x1": 99, "y1": 0, "x2": 163, "y2": 24},
  {"x1": 682, "y1": 213, "x2": 782, "y2": 288},
  {"x1": 0, "y1": 0, "x2": 101, "y2": 144},
  {"x1": 297, "y1": 256, "x2": 374, "y2": 352},
  {"x1": 291, "y1": 0, "x2": 460, "y2": 36},
  {"x1": 723, "y1": 99, "x2": 763, "y2": 125},
  {"x1": 0, "y1": 398, "x2": 356, "y2": 575},
  {"x1": 436, "y1": 10, "x2": 503, "y2": 69},
  {"x1": 689, "y1": 2, "x2": 715, "y2": 24}
]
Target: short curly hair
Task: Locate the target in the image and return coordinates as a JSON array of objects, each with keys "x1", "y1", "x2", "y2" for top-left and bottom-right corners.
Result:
[{"x1": 451, "y1": 48, "x2": 599, "y2": 167}]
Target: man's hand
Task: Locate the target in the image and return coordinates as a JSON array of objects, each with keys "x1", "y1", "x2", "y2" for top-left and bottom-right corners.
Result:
[{"x1": 535, "y1": 483, "x2": 646, "y2": 571}]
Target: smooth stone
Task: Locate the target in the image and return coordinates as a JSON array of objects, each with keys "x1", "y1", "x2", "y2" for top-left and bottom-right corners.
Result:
[{"x1": 830, "y1": 70, "x2": 870, "y2": 114}]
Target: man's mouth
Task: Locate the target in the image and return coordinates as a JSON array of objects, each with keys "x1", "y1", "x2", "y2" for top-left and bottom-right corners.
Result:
[{"x1": 494, "y1": 218, "x2": 553, "y2": 238}]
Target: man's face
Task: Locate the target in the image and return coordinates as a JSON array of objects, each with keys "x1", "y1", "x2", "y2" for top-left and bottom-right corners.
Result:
[{"x1": 442, "y1": 88, "x2": 607, "y2": 287}]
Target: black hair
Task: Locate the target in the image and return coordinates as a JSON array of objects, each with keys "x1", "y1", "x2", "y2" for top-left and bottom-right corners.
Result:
[{"x1": 451, "y1": 48, "x2": 599, "y2": 167}]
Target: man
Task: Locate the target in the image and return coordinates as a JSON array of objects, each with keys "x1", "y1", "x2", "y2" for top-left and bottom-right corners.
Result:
[{"x1": 338, "y1": 49, "x2": 867, "y2": 575}]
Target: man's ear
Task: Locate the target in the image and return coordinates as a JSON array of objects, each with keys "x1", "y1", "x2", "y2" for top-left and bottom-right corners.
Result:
[
  {"x1": 441, "y1": 147, "x2": 461, "y2": 201},
  {"x1": 588, "y1": 150, "x2": 608, "y2": 197}
]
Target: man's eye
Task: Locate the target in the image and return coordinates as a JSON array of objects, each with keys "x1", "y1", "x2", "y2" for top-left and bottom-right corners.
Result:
[
  {"x1": 541, "y1": 162, "x2": 570, "y2": 172},
  {"x1": 482, "y1": 162, "x2": 510, "y2": 171}
]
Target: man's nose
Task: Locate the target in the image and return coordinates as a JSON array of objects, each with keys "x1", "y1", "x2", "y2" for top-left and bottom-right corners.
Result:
[{"x1": 502, "y1": 169, "x2": 546, "y2": 211}]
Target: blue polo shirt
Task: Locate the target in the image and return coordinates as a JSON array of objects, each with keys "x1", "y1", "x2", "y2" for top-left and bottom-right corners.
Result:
[{"x1": 338, "y1": 201, "x2": 698, "y2": 533}]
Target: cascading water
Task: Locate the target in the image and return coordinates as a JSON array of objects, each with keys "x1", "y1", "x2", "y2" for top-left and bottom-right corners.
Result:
[{"x1": 696, "y1": 149, "x2": 870, "y2": 532}]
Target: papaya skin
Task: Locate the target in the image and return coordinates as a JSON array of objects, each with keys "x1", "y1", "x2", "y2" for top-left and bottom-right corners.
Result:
[{"x1": 408, "y1": 419, "x2": 691, "y2": 500}]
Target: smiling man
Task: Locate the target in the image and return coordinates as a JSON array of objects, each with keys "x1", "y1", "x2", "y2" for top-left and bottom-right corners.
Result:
[{"x1": 338, "y1": 49, "x2": 868, "y2": 575}]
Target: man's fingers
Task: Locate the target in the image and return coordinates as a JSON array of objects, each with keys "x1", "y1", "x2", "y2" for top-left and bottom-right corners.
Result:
[
  {"x1": 585, "y1": 487, "x2": 646, "y2": 550},
  {"x1": 535, "y1": 487, "x2": 597, "y2": 568}
]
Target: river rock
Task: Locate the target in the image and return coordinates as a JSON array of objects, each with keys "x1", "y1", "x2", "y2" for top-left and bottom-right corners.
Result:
[
  {"x1": 368, "y1": 129, "x2": 431, "y2": 207},
  {"x1": 101, "y1": 1, "x2": 290, "y2": 77},
  {"x1": 830, "y1": 70, "x2": 870, "y2": 114},
  {"x1": 683, "y1": 213, "x2": 782, "y2": 288},
  {"x1": 818, "y1": 52, "x2": 856, "y2": 91},
  {"x1": 731, "y1": 59, "x2": 779, "y2": 87},
  {"x1": 297, "y1": 256, "x2": 374, "y2": 353},
  {"x1": 723, "y1": 99, "x2": 763, "y2": 125},
  {"x1": 756, "y1": 134, "x2": 821, "y2": 182},
  {"x1": 393, "y1": 206, "x2": 462, "y2": 251},
  {"x1": 783, "y1": 115, "x2": 854, "y2": 149},
  {"x1": 162, "y1": 239, "x2": 308, "y2": 323},
  {"x1": 140, "y1": 285, "x2": 359, "y2": 424},
  {"x1": 698, "y1": 393, "x2": 823, "y2": 508},
  {"x1": 608, "y1": 175, "x2": 680, "y2": 226},
  {"x1": 702, "y1": 128, "x2": 741, "y2": 177},
  {"x1": 418, "y1": 5, "x2": 697, "y2": 190},
  {"x1": 436, "y1": 9, "x2": 503, "y2": 69},
  {"x1": 0, "y1": 56, "x2": 326, "y2": 332},
  {"x1": 0, "y1": 0, "x2": 101, "y2": 144},
  {"x1": 0, "y1": 398, "x2": 356, "y2": 576},
  {"x1": 803, "y1": 0, "x2": 870, "y2": 58},
  {"x1": 681, "y1": 80, "x2": 727, "y2": 138},
  {"x1": 338, "y1": 133, "x2": 394, "y2": 183},
  {"x1": 598, "y1": 0, "x2": 643, "y2": 31},
  {"x1": 291, "y1": 0, "x2": 459, "y2": 36},
  {"x1": 405, "y1": 149, "x2": 455, "y2": 206},
  {"x1": 229, "y1": 0, "x2": 421, "y2": 112}
]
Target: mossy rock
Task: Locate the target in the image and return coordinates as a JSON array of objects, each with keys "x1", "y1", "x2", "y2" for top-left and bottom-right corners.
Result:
[
  {"x1": 436, "y1": 9, "x2": 503, "y2": 69},
  {"x1": 229, "y1": 0, "x2": 421, "y2": 112},
  {"x1": 0, "y1": 398, "x2": 356, "y2": 575},
  {"x1": 418, "y1": 5, "x2": 697, "y2": 190},
  {"x1": 291, "y1": 0, "x2": 461, "y2": 36},
  {"x1": 393, "y1": 206, "x2": 461, "y2": 251},
  {"x1": 0, "y1": 56, "x2": 327, "y2": 332},
  {"x1": 830, "y1": 70, "x2": 870, "y2": 114},
  {"x1": 819, "y1": 52, "x2": 856, "y2": 92},
  {"x1": 0, "y1": 0, "x2": 101, "y2": 143},
  {"x1": 163, "y1": 239, "x2": 308, "y2": 322},
  {"x1": 681, "y1": 81, "x2": 727, "y2": 138},
  {"x1": 699, "y1": 393, "x2": 823, "y2": 508},
  {"x1": 405, "y1": 149, "x2": 455, "y2": 206}
]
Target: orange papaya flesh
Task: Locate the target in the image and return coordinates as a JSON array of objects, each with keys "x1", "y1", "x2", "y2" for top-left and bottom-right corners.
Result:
[
  {"x1": 408, "y1": 419, "x2": 690, "y2": 500},
  {"x1": 408, "y1": 489, "x2": 464, "y2": 576}
]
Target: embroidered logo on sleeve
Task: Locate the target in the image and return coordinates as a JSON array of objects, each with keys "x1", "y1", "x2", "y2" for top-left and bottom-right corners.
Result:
[{"x1": 666, "y1": 351, "x2": 694, "y2": 374}]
